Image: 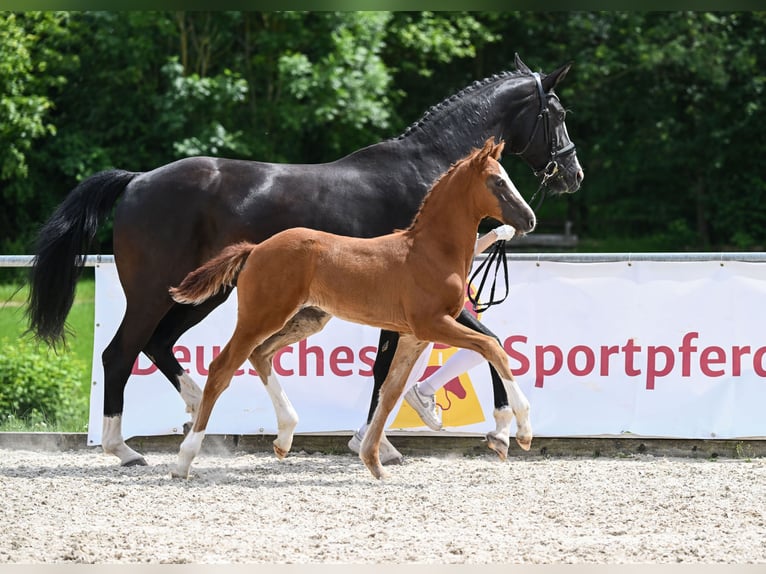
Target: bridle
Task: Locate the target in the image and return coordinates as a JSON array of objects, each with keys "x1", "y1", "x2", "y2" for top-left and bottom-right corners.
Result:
[
  {"x1": 468, "y1": 73, "x2": 578, "y2": 313},
  {"x1": 514, "y1": 72, "x2": 577, "y2": 209}
]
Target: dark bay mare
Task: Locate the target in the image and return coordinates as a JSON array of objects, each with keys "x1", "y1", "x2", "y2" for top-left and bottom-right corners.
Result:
[
  {"x1": 169, "y1": 139, "x2": 536, "y2": 479},
  {"x1": 27, "y1": 54, "x2": 583, "y2": 466}
]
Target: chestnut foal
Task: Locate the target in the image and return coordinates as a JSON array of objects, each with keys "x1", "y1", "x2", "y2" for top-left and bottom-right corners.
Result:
[{"x1": 169, "y1": 138, "x2": 536, "y2": 479}]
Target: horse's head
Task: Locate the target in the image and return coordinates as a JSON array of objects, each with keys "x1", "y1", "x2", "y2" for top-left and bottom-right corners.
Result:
[
  {"x1": 471, "y1": 138, "x2": 536, "y2": 236},
  {"x1": 503, "y1": 54, "x2": 584, "y2": 196}
]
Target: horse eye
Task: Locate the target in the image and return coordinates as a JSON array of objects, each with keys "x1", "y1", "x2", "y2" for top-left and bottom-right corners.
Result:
[{"x1": 495, "y1": 176, "x2": 506, "y2": 187}]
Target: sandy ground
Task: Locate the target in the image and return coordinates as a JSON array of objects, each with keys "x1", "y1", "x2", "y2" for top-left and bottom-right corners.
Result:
[{"x1": 0, "y1": 447, "x2": 764, "y2": 564}]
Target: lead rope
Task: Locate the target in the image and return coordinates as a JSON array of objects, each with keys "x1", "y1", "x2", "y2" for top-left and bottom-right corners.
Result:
[{"x1": 467, "y1": 239, "x2": 510, "y2": 313}]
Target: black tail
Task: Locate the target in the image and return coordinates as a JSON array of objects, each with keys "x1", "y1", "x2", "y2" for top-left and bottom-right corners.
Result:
[{"x1": 26, "y1": 169, "x2": 139, "y2": 346}]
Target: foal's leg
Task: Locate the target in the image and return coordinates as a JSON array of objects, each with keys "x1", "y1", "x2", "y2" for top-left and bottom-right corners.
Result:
[
  {"x1": 248, "y1": 307, "x2": 332, "y2": 459},
  {"x1": 350, "y1": 329, "x2": 405, "y2": 465},
  {"x1": 173, "y1": 328, "x2": 258, "y2": 479},
  {"x1": 360, "y1": 335, "x2": 429, "y2": 479},
  {"x1": 415, "y1": 316, "x2": 532, "y2": 452},
  {"x1": 455, "y1": 310, "x2": 514, "y2": 460}
]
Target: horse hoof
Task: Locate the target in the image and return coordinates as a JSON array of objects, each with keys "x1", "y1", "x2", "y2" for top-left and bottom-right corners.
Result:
[
  {"x1": 182, "y1": 421, "x2": 193, "y2": 435},
  {"x1": 485, "y1": 432, "x2": 509, "y2": 461},
  {"x1": 367, "y1": 465, "x2": 390, "y2": 480},
  {"x1": 516, "y1": 436, "x2": 533, "y2": 451},
  {"x1": 381, "y1": 453, "x2": 403, "y2": 466},
  {"x1": 170, "y1": 470, "x2": 189, "y2": 480},
  {"x1": 121, "y1": 456, "x2": 148, "y2": 467},
  {"x1": 273, "y1": 444, "x2": 288, "y2": 460}
]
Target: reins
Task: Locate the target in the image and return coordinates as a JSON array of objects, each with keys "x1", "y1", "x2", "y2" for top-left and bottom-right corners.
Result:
[
  {"x1": 467, "y1": 239, "x2": 510, "y2": 313},
  {"x1": 469, "y1": 72, "x2": 578, "y2": 314}
]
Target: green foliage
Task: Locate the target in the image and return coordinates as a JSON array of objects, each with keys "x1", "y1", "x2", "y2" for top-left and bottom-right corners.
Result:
[
  {"x1": 0, "y1": 338, "x2": 88, "y2": 428},
  {"x1": 1, "y1": 11, "x2": 765, "y2": 255}
]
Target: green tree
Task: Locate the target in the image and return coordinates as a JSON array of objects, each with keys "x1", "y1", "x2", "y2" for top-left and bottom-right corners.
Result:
[{"x1": 0, "y1": 12, "x2": 76, "y2": 253}]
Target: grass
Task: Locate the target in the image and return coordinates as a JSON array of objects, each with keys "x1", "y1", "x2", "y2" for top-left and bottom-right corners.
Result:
[{"x1": 0, "y1": 278, "x2": 94, "y2": 432}]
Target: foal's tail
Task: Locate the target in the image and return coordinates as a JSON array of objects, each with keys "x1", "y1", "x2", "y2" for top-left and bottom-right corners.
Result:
[
  {"x1": 26, "y1": 169, "x2": 139, "y2": 346},
  {"x1": 170, "y1": 242, "x2": 255, "y2": 306}
]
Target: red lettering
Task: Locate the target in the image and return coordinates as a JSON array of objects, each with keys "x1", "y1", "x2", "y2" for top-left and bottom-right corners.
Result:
[
  {"x1": 273, "y1": 346, "x2": 294, "y2": 376},
  {"x1": 622, "y1": 339, "x2": 642, "y2": 377},
  {"x1": 330, "y1": 346, "x2": 354, "y2": 377},
  {"x1": 754, "y1": 347, "x2": 766, "y2": 376},
  {"x1": 600, "y1": 345, "x2": 619, "y2": 376},
  {"x1": 195, "y1": 345, "x2": 210, "y2": 376},
  {"x1": 732, "y1": 346, "x2": 750, "y2": 377},
  {"x1": 299, "y1": 339, "x2": 324, "y2": 377},
  {"x1": 646, "y1": 345, "x2": 674, "y2": 390},
  {"x1": 535, "y1": 344, "x2": 563, "y2": 388},
  {"x1": 358, "y1": 346, "x2": 377, "y2": 377},
  {"x1": 503, "y1": 335, "x2": 530, "y2": 376},
  {"x1": 700, "y1": 346, "x2": 726, "y2": 377},
  {"x1": 678, "y1": 332, "x2": 698, "y2": 376},
  {"x1": 132, "y1": 354, "x2": 157, "y2": 375},
  {"x1": 568, "y1": 345, "x2": 595, "y2": 376}
]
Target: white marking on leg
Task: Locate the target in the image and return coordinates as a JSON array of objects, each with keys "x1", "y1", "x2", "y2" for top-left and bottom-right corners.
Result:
[
  {"x1": 491, "y1": 406, "x2": 514, "y2": 443},
  {"x1": 263, "y1": 372, "x2": 299, "y2": 458},
  {"x1": 102, "y1": 415, "x2": 146, "y2": 466},
  {"x1": 177, "y1": 372, "x2": 202, "y2": 417},
  {"x1": 174, "y1": 429, "x2": 206, "y2": 478},
  {"x1": 501, "y1": 377, "x2": 532, "y2": 449}
]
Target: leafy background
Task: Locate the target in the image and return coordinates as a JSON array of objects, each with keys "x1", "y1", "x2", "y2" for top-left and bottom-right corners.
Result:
[{"x1": 2, "y1": 11, "x2": 764, "y2": 259}]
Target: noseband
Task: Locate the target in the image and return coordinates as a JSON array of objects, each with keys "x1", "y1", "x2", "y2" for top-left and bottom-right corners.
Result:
[{"x1": 514, "y1": 72, "x2": 577, "y2": 208}]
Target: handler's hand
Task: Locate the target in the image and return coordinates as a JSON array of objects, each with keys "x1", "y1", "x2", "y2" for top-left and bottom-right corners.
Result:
[{"x1": 493, "y1": 224, "x2": 516, "y2": 241}]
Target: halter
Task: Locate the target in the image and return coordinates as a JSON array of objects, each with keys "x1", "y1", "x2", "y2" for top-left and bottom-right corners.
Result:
[
  {"x1": 515, "y1": 72, "x2": 577, "y2": 210},
  {"x1": 469, "y1": 73, "x2": 578, "y2": 312}
]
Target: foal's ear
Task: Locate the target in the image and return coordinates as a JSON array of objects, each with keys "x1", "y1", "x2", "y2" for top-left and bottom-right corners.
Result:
[
  {"x1": 541, "y1": 62, "x2": 573, "y2": 92},
  {"x1": 491, "y1": 140, "x2": 505, "y2": 160},
  {"x1": 514, "y1": 53, "x2": 533, "y2": 74}
]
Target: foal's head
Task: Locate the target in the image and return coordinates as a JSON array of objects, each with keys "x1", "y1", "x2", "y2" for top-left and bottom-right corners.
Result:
[{"x1": 469, "y1": 138, "x2": 536, "y2": 236}]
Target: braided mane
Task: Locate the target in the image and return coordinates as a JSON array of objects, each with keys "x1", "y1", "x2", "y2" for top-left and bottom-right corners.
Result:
[{"x1": 390, "y1": 70, "x2": 524, "y2": 141}]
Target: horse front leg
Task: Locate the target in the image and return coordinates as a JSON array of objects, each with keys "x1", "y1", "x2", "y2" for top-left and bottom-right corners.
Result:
[
  {"x1": 415, "y1": 315, "x2": 532, "y2": 453},
  {"x1": 249, "y1": 307, "x2": 332, "y2": 459},
  {"x1": 452, "y1": 309, "x2": 513, "y2": 459},
  {"x1": 360, "y1": 334, "x2": 429, "y2": 479}
]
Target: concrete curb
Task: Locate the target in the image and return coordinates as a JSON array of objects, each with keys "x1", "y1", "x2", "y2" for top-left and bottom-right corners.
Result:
[{"x1": 0, "y1": 432, "x2": 764, "y2": 459}]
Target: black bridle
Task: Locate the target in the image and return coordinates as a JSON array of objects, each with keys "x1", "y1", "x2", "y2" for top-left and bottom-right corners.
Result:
[
  {"x1": 468, "y1": 73, "x2": 577, "y2": 313},
  {"x1": 514, "y1": 72, "x2": 577, "y2": 210}
]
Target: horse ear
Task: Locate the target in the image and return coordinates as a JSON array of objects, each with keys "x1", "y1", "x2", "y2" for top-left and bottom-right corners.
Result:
[
  {"x1": 514, "y1": 53, "x2": 532, "y2": 74},
  {"x1": 541, "y1": 62, "x2": 573, "y2": 92},
  {"x1": 479, "y1": 138, "x2": 495, "y2": 159},
  {"x1": 492, "y1": 140, "x2": 505, "y2": 160}
]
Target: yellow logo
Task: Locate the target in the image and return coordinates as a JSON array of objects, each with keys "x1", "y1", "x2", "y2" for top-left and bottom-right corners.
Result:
[{"x1": 390, "y1": 290, "x2": 486, "y2": 429}]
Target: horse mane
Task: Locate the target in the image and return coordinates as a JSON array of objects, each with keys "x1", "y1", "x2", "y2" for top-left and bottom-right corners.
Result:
[
  {"x1": 405, "y1": 145, "x2": 486, "y2": 232},
  {"x1": 390, "y1": 70, "x2": 524, "y2": 142}
]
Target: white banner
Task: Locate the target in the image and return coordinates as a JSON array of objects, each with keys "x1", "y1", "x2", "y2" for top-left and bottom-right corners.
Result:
[{"x1": 89, "y1": 259, "x2": 766, "y2": 444}]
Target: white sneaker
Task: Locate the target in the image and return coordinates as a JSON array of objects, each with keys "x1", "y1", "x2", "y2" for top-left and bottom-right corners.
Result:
[
  {"x1": 348, "y1": 430, "x2": 403, "y2": 466},
  {"x1": 404, "y1": 385, "x2": 443, "y2": 431}
]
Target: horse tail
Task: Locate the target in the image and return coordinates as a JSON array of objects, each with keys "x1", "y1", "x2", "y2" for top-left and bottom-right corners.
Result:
[
  {"x1": 169, "y1": 242, "x2": 255, "y2": 306},
  {"x1": 26, "y1": 169, "x2": 139, "y2": 346}
]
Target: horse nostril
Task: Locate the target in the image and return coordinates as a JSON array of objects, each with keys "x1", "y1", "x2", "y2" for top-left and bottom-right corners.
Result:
[
  {"x1": 577, "y1": 169, "x2": 584, "y2": 184},
  {"x1": 528, "y1": 217, "x2": 536, "y2": 231}
]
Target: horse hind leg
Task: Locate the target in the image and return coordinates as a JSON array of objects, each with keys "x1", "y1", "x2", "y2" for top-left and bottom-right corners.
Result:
[
  {"x1": 173, "y1": 326, "x2": 262, "y2": 479},
  {"x1": 360, "y1": 335, "x2": 429, "y2": 479},
  {"x1": 101, "y1": 301, "x2": 174, "y2": 466},
  {"x1": 143, "y1": 292, "x2": 232, "y2": 431},
  {"x1": 249, "y1": 307, "x2": 332, "y2": 459}
]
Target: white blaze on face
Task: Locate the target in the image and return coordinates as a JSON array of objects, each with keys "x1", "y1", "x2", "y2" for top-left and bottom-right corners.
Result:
[{"x1": 496, "y1": 161, "x2": 525, "y2": 205}]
